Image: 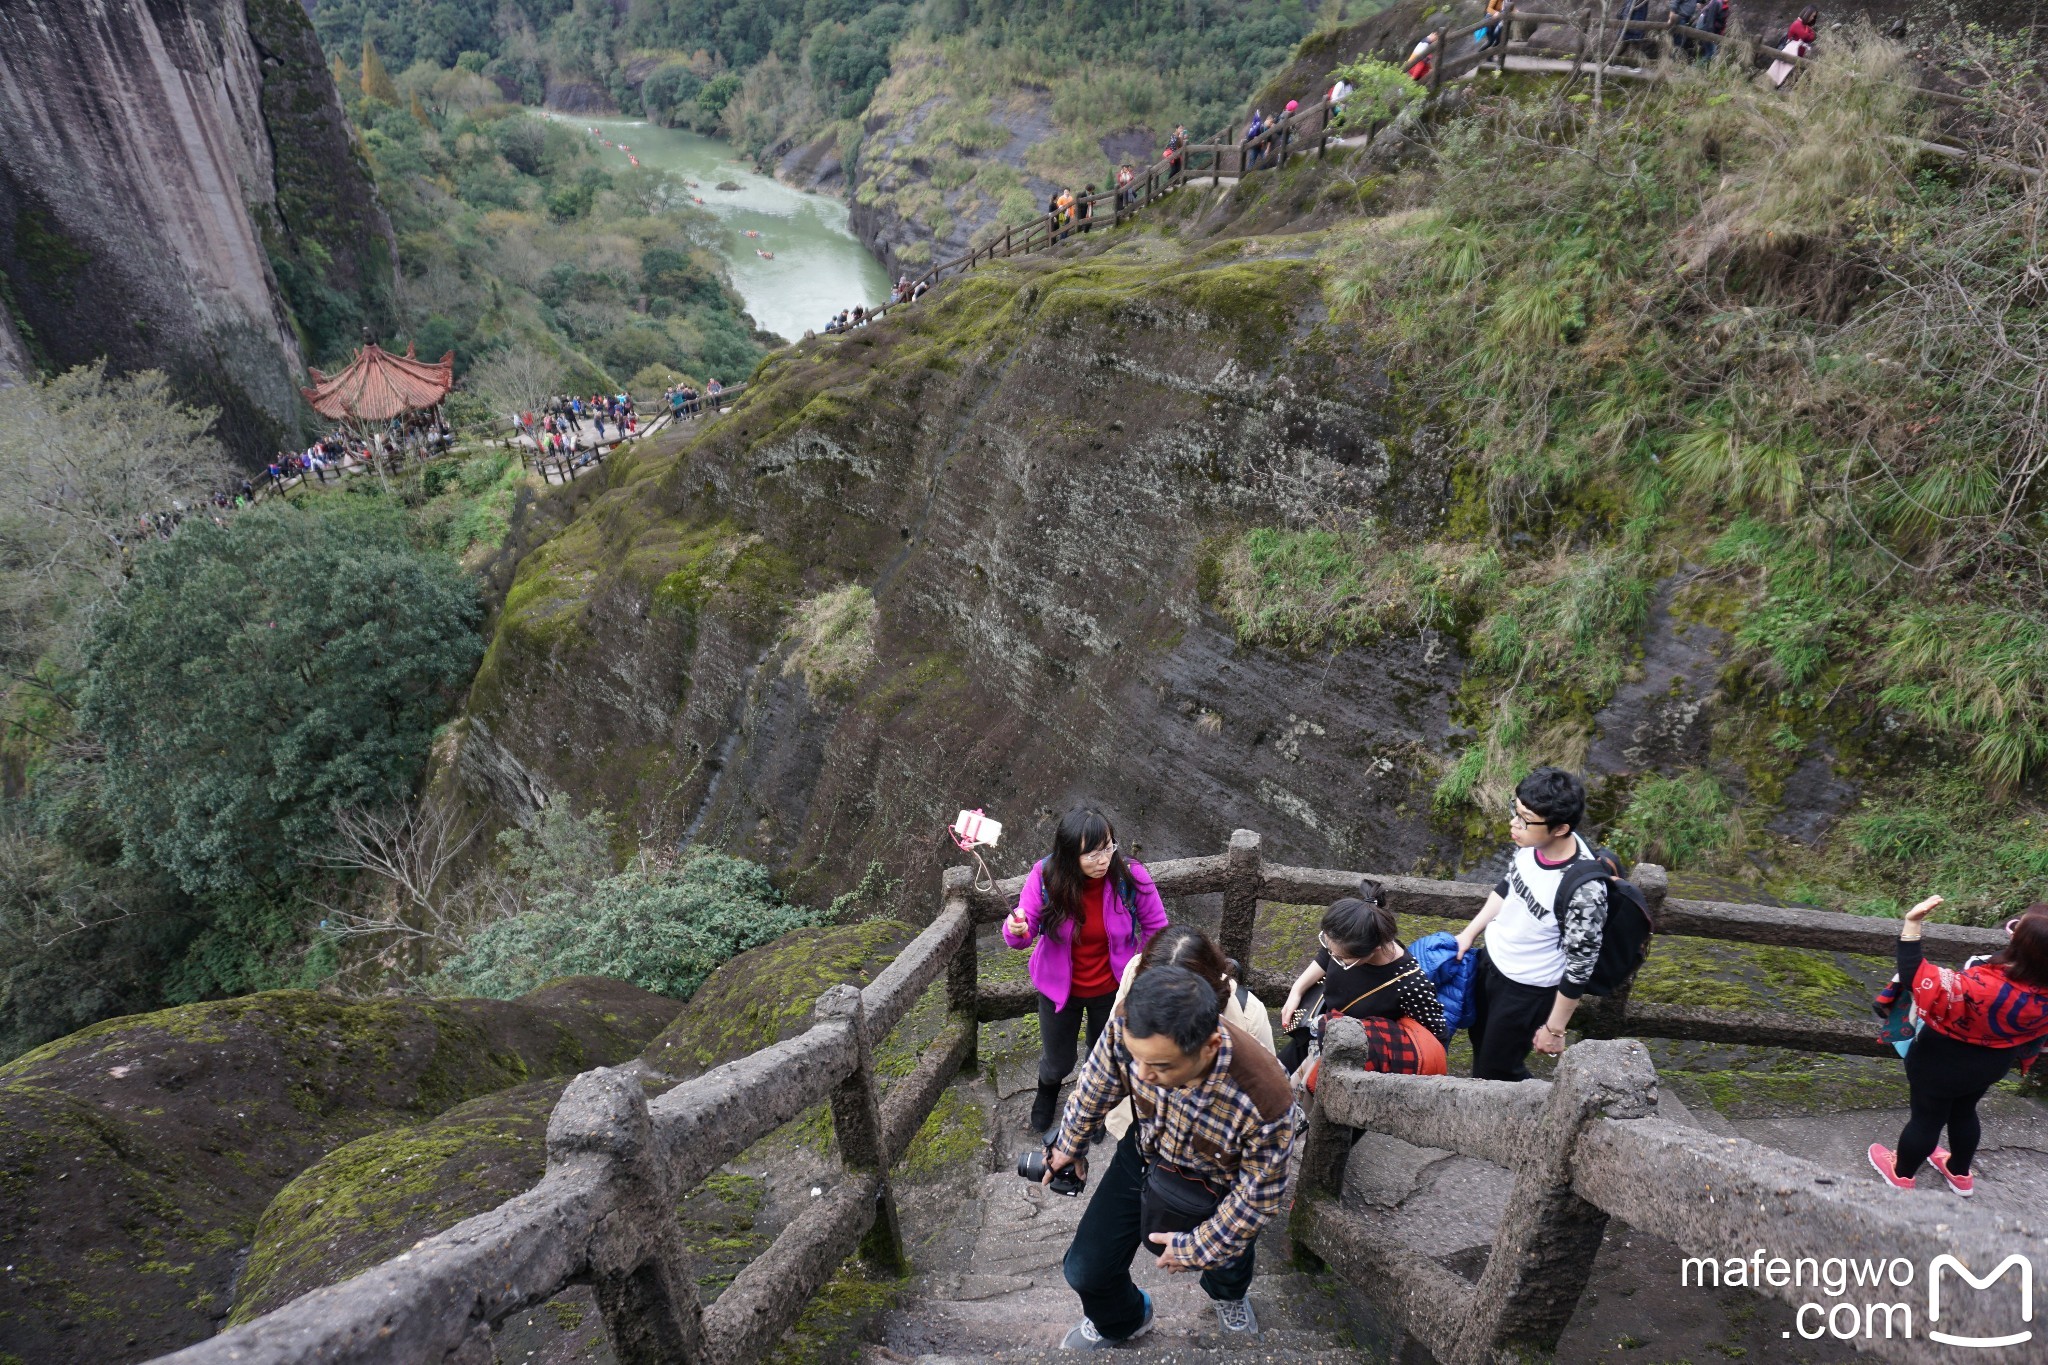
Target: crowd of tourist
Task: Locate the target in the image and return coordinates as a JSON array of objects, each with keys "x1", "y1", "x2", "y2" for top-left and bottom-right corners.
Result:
[{"x1": 1002, "y1": 763, "x2": 2046, "y2": 1354}]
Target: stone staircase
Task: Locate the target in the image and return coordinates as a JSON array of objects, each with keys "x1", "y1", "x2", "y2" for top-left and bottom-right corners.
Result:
[{"x1": 870, "y1": 1081, "x2": 1364, "y2": 1365}]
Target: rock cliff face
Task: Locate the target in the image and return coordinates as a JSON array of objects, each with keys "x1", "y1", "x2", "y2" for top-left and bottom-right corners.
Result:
[
  {"x1": 0, "y1": 979, "x2": 677, "y2": 1363},
  {"x1": 0, "y1": 0, "x2": 394, "y2": 459},
  {"x1": 452, "y1": 198, "x2": 1467, "y2": 903}
]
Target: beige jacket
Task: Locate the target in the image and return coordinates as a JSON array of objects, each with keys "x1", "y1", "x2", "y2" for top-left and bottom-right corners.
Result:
[{"x1": 1102, "y1": 954, "x2": 1276, "y2": 1139}]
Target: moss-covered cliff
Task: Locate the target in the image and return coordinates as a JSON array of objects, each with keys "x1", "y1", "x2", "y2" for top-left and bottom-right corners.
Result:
[
  {"x1": 0, "y1": 978, "x2": 675, "y2": 1364},
  {"x1": 454, "y1": 39, "x2": 2048, "y2": 931},
  {"x1": 450, "y1": 201, "x2": 1465, "y2": 904}
]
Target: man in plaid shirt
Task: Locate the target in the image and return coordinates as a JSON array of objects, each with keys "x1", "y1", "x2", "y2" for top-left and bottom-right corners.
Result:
[{"x1": 1041, "y1": 965, "x2": 1298, "y2": 1348}]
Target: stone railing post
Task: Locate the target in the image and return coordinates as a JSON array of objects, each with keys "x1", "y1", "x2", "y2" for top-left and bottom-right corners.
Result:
[
  {"x1": 942, "y1": 865, "x2": 979, "y2": 1072},
  {"x1": 1576, "y1": 863, "x2": 1665, "y2": 1040},
  {"x1": 816, "y1": 984, "x2": 908, "y2": 1275},
  {"x1": 1286, "y1": 1013, "x2": 1371, "y2": 1270},
  {"x1": 1218, "y1": 829, "x2": 1263, "y2": 976},
  {"x1": 1442, "y1": 1038, "x2": 1658, "y2": 1362},
  {"x1": 546, "y1": 1068, "x2": 709, "y2": 1365}
]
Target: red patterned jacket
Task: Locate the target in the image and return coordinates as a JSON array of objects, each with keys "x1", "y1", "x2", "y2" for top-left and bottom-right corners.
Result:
[{"x1": 1911, "y1": 957, "x2": 2048, "y2": 1049}]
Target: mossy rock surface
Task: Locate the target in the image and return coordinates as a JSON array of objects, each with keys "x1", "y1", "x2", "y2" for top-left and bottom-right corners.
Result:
[
  {"x1": 232, "y1": 922, "x2": 927, "y2": 1362},
  {"x1": 0, "y1": 978, "x2": 677, "y2": 1364},
  {"x1": 642, "y1": 919, "x2": 919, "y2": 1076}
]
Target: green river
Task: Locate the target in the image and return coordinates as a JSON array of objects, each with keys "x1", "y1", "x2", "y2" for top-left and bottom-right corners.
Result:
[{"x1": 550, "y1": 114, "x2": 891, "y2": 344}]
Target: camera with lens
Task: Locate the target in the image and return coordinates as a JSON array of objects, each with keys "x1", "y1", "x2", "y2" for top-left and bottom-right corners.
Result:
[{"x1": 1016, "y1": 1146, "x2": 1087, "y2": 1196}]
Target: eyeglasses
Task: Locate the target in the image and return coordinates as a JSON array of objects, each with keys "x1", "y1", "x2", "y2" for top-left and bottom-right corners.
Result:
[
  {"x1": 1318, "y1": 930, "x2": 1365, "y2": 966},
  {"x1": 1509, "y1": 811, "x2": 1551, "y2": 830},
  {"x1": 1081, "y1": 843, "x2": 1118, "y2": 860}
]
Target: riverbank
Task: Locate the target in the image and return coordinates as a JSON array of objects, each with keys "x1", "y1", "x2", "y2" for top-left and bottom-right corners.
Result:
[{"x1": 548, "y1": 114, "x2": 890, "y2": 344}]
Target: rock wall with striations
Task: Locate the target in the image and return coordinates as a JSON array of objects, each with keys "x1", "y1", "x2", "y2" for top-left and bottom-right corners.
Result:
[
  {"x1": 0, "y1": 0, "x2": 394, "y2": 460},
  {"x1": 450, "y1": 205, "x2": 1467, "y2": 905}
]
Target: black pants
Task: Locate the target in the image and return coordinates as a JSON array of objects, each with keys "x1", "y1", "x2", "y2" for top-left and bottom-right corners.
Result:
[
  {"x1": 1062, "y1": 1129, "x2": 1256, "y2": 1339},
  {"x1": 1468, "y1": 954, "x2": 1555, "y2": 1082},
  {"x1": 1894, "y1": 1028, "x2": 2024, "y2": 1177},
  {"x1": 1039, "y1": 990, "x2": 1117, "y2": 1086}
]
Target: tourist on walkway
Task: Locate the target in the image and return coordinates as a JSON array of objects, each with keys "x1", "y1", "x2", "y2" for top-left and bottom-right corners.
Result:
[
  {"x1": 1241, "y1": 110, "x2": 1265, "y2": 171},
  {"x1": 1278, "y1": 887, "x2": 1447, "y2": 1077},
  {"x1": 1768, "y1": 6, "x2": 1817, "y2": 86},
  {"x1": 1042, "y1": 965, "x2": 1296, "y2": 1345},
  {"x1": 1003, "y1": 806, "x2": 1169, "y2": 1141},
  {"x1": 1451, "y1": 766, "x2": 1609, "y2": 1082},
  {"x1": 1101, "y1": 926, "x2": 1273, "y2": 1142},
  {"x1": 1407, "y1": 33, "x2": 1441, "y2": 82},
  {"x1": 1869, "y1": 900, "x2": 2048, "y2": 1196},
  {"x1": 1116, "y1": 163, "x2": 1135, "y2": 208}
]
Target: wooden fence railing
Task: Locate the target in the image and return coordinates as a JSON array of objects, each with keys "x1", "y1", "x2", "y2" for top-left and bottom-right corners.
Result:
[
  {"x1": 836, "y1": 4, "x2": 1995, "y2": 336},
  {"x1": 147, "y1": 828, "x2": 2012, "y2": 1365}
]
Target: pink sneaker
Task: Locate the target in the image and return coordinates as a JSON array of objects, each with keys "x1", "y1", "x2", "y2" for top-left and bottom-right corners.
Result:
[
  {"x1": 1868, "y1": 1143, "x2": 1916, "y2": 1190},
  {"x1": 1928, "y1": 1147, "x2": 1975, "y2": 1197}
]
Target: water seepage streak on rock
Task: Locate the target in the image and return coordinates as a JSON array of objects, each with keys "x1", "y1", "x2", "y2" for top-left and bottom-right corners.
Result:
[{"x1": 0, "y1": 0, "x2": 394, "y2": 458}]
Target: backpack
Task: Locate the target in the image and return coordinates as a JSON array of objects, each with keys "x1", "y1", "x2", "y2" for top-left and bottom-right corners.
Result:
[{"x1": 1550, "y1": 847, "x2": 1657, "y2": 996}]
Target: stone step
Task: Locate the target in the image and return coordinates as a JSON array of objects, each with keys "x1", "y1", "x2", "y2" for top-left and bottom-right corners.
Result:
[{"x1": 897, "y1": 1328, "x2": 1357, "y2": 1363}]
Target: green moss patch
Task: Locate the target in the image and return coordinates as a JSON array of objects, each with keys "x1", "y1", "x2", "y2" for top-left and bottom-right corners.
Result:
[
  {"x1": 642, "y1": 920, "x2": 917, "y2": 1076},
  {"x1": 0, "y1": 979, "x2": 675, "y2": 1363}
]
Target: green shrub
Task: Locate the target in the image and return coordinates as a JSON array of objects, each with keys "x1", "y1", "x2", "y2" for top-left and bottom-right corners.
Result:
[
  {"x1": 1608, "y1": 771, "x2": 1734, "y2": 871},
  {"x1": 434, "y1": 852, "x2": 829, "y2": 999}
]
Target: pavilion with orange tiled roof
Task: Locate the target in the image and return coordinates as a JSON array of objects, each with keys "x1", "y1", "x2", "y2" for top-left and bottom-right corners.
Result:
[{"x1": 303, "y1": 341, "x2": 453, "y2": 422}]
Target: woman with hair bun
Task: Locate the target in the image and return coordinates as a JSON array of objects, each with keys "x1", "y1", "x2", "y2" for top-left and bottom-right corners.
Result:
[
  {"x1": 1004, "y1": 807, "x2": 1168, "y2": 1139},
  {"x1": 1279, "y1": 881, "x2": 1447, "y2": 1077}
]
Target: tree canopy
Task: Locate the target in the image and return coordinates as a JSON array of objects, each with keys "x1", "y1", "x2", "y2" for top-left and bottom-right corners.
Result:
[{"x1": 79, "y1": 503, "x2": 482, "y2": 893}]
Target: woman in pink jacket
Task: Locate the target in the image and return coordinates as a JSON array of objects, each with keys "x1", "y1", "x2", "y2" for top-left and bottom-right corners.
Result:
[{"x1": 1003, "y1": 806, "x2": 1169, "y2": 1139}]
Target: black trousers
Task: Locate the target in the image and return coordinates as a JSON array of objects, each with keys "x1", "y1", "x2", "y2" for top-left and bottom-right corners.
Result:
[
  {"x1": 1468, "y1": 954, "x2": 1555, "y2": 1082},
  {"x1": 1062, "y1": 1129, "x2": 1257, "y2": 1339},
  {"x1": 1039, "y1": 989, "x2": 1117, "y2": 1086},
  {"x1": 1894, "y1": 1028, "x2": 2024, "y2": 1177}
]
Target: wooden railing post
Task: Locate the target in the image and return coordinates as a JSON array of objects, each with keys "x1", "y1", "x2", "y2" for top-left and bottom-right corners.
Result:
[
  {"x1": 1447, "y1": 1039, "x2": 1657, "y2": 1361},
  {"x1": 1218, "y1": 829, "x2": 1263, "y2": 977},
  {"x1": 942, "y1": 866, "x2": 979, "y2": 1073},
  {"x1": 547, "y1": 1068, "x2": 710, "y2": 1365},
  {"x1": 816, "y1": 984, "x2": 907, "y2": 1275}
]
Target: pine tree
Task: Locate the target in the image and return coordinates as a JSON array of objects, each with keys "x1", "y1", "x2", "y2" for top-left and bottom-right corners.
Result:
[
  {"x1": 361, "y1": 39, "x2": 397, "y2": 104},
  {"x1": 328, "y1": 54, "x2": 351, "y2": 95}
]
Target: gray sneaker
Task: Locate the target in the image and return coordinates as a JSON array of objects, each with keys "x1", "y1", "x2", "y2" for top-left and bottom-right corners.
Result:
[
  {"x1": 1213, "y1": 1294, "x2": 1259, "y2": 1337},
  {"x1": 1061, "y1": 1290, "x2": 1154, "y2": 1349}
]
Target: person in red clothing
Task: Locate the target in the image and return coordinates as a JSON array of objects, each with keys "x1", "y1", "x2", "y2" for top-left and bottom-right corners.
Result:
[
  {"x1": 1869, "y1": 898, "x2": 2048, "y2": 1196},
  {"x1": 1003, "y1": 807, "x2": 1169, "y2": 1141}
]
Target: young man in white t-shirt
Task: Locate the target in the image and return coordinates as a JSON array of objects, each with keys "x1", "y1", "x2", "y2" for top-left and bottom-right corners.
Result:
[{"x1": 1452, "y1": 767, "x2": 1609, "y2": 1081}]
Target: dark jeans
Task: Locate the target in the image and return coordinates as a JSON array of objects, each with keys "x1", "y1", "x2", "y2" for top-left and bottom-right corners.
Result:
[
  {"x1": 1468, "y1": 953, "x2": 1555, "y2": 1082},
  {"x1": 1038, "y1": 989, "x2": 1117, "y2": 1086},
  {"x1": 1894, "y1": 1028, "x2": 2023, "y2": 1176},
  {"x1": 1062, "y1": 1129, "x2": 1256, "y2": 1339}
]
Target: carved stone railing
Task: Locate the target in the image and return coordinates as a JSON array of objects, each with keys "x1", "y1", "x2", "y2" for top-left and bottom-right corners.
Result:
[
  {"x1": 148, "y1": 831, "x2": 2009, "y2": 1364},
  {"x1": 1293, "y1": 1025, "x2": 2036, "y2": 1364},
  {"x1": 149, "y1": 883, "x2": 978, "y2": 1365}
]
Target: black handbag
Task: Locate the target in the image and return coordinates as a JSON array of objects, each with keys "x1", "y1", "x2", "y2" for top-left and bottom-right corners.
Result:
[
  {"x1": 1123, "y1": 1056, "x2": 1226, "y2": 1241},
  {"x1": 1140, "y1": 1159, "x2": 1225, "y2": 1241}
]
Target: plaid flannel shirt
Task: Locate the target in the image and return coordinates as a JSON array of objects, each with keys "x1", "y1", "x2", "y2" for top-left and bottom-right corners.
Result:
[{"x1": 1052, "y1": 1015, "x2": 1298, "y2": 1268}]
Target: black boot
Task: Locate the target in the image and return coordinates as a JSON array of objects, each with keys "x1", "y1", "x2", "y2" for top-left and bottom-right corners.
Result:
[{"x1": 1028, "y1": 1080, "x2": 1062, "y2": 1138}]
